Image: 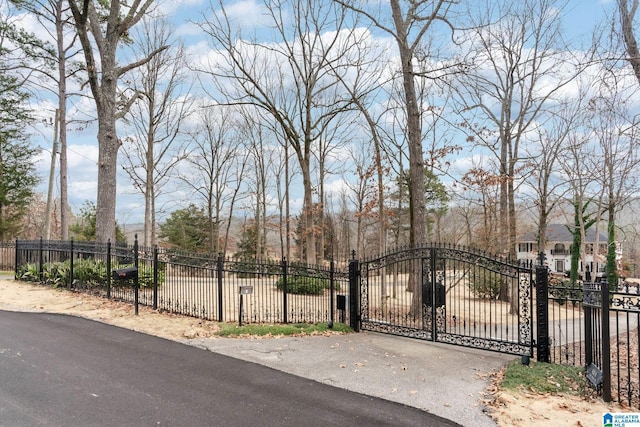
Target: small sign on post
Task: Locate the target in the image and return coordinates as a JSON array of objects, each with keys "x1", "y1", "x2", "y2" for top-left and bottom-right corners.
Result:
[
  {"x1": 586, "y1": 363, "x2": 603, "y2": 388},
  {"x1": 238, "y1": 286, "x2": 253, "y2": 326}
]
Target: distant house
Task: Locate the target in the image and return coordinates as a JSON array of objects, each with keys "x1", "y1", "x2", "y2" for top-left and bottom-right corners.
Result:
[{"x1": 516, "y1": 224, "x2": 621, "y2": 278}]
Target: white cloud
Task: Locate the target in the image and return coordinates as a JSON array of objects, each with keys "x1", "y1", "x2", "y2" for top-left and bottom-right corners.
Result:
[{"x1": 221, "y1": 0, "x2": 270, "y2": 28}]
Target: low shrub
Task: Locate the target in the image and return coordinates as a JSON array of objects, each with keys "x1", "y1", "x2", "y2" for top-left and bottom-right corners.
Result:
[
  {"x1": 17, "y1": 259, "x2": 164, "y2": 289},
  {"x1": 275, "y1": 275, "x2": 337, "y2": 295},
  {"x1": 18, "y1": 263, "x2": 39, "y2": 282},
  {"x1": 468, "y1": 265, "x2": 502, "y2": 299}
]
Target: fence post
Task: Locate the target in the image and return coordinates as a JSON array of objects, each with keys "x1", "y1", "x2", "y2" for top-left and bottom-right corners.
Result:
[
  {"x1": 38, "y1": 237, "x2": 44, "y2": 283},
  {"x1": 428, "y1": 247, "x2": 437, "y2": 340},
  {"x1": 348, "y1": 251, "x2": 360, "y2": 332},
  {"x1": 282, "y1": 257, "x2": 288, "y2": 324},
  {"x1": 217, "y1": 253, "x2": 224, "y2": 321},
  {"x1": 153, "y1": 245, "x2": 158, "y2": 310},
  {"x1": 601, "y1": 278, "x2": 611, "y2": 402},
  {"x1": 69, "y1": 238, "x2": 74, "y2": 289},
  {"x1": 535, "y1": 265, "x2": 550, "y2": 362},
  {"x1": 14, "y1": 239, "x2": 18, "y2": 279},
  {"x1": 106, "y1": 240, "x2": 111, "y2": 299},
  {"x1": 329, "y1": 258, "x2": 335, "y2": 328},
  {"x1": 133, "y1": 236, "x2": 139, "y2": 315}
]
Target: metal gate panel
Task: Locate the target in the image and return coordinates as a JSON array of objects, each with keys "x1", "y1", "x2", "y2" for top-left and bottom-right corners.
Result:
[{"x1": 358, "y1": 244, "x2": 534, "y2": 356}]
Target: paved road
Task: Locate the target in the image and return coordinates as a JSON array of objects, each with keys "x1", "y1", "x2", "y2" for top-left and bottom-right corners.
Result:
[{"x1": 0, "y1": 311, "x2": 457, "y2": 426}]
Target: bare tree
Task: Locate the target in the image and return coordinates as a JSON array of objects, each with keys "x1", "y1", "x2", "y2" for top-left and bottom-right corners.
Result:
[
  {"x1": 180, "y1": 107, "x2": 249, "y2": 256},
  {"x1": 556, "y1": 114, "x2": 598, "y2": 283},
  {"x1": 344, "y1": 139, "x2": 378, "y2": 258},
  {"x1": 586, "y1": 73, "x2": 640, "y2": 285},
  {"x1": 337, "y1": 0, "x2": 456, "y2": 248},
  {"x1": 198, "y1": 0, "x2": 360, "y2": 264},
  {"x1": 238, "y1": 113, "x2": 281, "y2": 259},
  {"x1": 460, "y1": 166, "x2": 501, "y2": 249},
  {"x1": 452, "y1": 0, "x2": 578, "y2": 259},
  {"x1": 120, "y1": 17, "x2": 192, "y2": 247},
  {"x1": 328, "y1": 28, "x2": 393, "y2": 259},
  {"x1": 67, "y1": 0, "x2": 166, "y2": 243},
  {"x1": 522, "y1": 99, "x2": 579, "y2": 259}
]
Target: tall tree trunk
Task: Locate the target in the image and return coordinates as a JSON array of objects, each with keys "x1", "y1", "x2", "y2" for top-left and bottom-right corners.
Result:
[
  {"x1": 607, "y1": 203, "x2": 618, "y2": 286},
  {"x1": 56, "y1": 0, "x2": 69, "y2": 240},
  {"x1": 95, "y1": 100, "x2": 118, "y2": 243},
  {"x1": 144, "y1": 118, "x2": 154, "y2": 247},
  {"x1": 285, "y1": 145, "x2": 291, "y2": 261},
  {"x1": 390, "y1": 0, "x2": 426, "y2": 316},
  {"x1": 300, "y1": 156, "x2": 316, "y2": 264},
  {"x1": 389, "y1": 0, "x2": 426, "y2": 248}
]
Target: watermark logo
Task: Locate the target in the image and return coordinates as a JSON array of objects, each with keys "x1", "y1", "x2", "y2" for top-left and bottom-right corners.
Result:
[{"x1": 604, "y1": 412, "x2": 640, "y2": 427}]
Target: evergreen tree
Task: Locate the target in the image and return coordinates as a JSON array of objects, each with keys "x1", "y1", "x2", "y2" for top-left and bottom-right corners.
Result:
[
  {"x1": 235, "y1": 219, "x2": 258, "y2": 260},
  {"x1": 0, "y1": 63, "x2": 39, "y2": 239},
  {"x1": 388, "y1": 170, "x2": 449, "y2": 246},
  {"x1": 158, "y1": 205, "x2": 209, "y2": 252},
  {"x1": 69, "y1": 201, "x2": 126, "y2": 243}
]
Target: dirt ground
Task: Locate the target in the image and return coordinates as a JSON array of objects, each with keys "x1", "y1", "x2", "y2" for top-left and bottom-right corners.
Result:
[{"x1": 0, "y1": 279, "x2": 631, "y2": 426}]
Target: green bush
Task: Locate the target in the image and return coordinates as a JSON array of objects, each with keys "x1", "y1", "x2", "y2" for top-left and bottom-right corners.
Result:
[
  {"x1": 18, "y1": 263, "x2": 39, "y2": 282},
  {"x1": 468, "y1": 265, "x2": 502, "y2": 299},
  {"x1": 17, "y1": 259, "x2": 164, "y2": 289},
  {"x1": 275, "y1": 275, "x2": 335, "y2": 295},
  {"x1": 73, "y1": 258, "x2": 106, "y2": 289},
  {"x1": 44, "y1": 260, "x2": 72, "y2": 287},
  {"x1": 135, "y1": 264, "x2": 165, "y2": 288}
]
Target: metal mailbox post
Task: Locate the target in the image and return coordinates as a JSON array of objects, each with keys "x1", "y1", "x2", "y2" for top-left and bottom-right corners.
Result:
[
  {"x1": 112, "y1": 267, "x2": 139, "y2": 315},
  {"x1": 238, "y1": 285, "x2": 253, "y2": 326}
]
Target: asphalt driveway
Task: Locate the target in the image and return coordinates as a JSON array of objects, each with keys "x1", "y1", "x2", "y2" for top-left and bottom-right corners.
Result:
[{"x1": 0, "y1": 310, "x2": 457, "y2": 426}]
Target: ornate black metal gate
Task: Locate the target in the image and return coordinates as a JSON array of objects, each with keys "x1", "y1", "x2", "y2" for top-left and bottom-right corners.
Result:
[{"x1": 351, "y1": 244, "x2": 534, "y2": 356}]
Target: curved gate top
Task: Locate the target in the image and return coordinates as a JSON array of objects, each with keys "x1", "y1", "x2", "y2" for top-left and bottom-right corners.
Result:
[{"x1": 353, "y1": 244, "x2": 534, "y2": 356}]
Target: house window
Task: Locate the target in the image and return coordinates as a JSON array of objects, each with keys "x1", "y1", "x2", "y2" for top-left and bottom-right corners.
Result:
[
  {"x1": 518, "y1": 242, "x2": 537, "y2": 253},
  {"x1": 555, "y1": 260, "x2": 565, "y2": 273}
]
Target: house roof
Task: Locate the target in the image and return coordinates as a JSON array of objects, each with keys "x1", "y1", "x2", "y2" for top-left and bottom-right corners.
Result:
[{"x1": 519, "y1": 223, "x2": 608, "y2": 243}]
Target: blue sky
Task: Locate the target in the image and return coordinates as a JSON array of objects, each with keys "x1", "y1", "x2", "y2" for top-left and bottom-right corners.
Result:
[{"x1": 23, "y1": 0, "x2": 617, "y2": 227}]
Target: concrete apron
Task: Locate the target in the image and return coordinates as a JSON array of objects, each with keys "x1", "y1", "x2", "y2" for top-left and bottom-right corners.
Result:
[{"x1": 185, "y1": 331, "x2": 517, "y2": 427}]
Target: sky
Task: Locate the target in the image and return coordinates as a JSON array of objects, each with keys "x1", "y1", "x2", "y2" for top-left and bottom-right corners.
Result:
[{"x1": 17, "y1": 0, "x2": 618, "y2": 228}]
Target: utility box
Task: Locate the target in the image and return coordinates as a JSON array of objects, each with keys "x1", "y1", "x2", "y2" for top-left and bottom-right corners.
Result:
[
  {"x1": 336, "y1": 294, "x2": 349, "y2": 324},
  {"x1": 337, "y1": 294, "x2": 348, "y2": 311},
  {"x1": 112, "y1": 267, "x2": 138, "y2": 281}
]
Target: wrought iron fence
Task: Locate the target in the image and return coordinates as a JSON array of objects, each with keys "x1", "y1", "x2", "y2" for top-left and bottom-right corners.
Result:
[
  {"x1": 9, "y1": 238, "x2": 640, "y2": 408},
  {"x1": 584, "y1": 280, "x2": 640, "y2": 407},
  {"x1": 13, "y1": 238, "x2": 351, "y2": 326},
  {"x1": 355, "y1": 244, "x2": 535, "y2": 356},
  {"x1": 547, "y1": 277, "x2": 585, "y2": 365},
  {"x1": 546, "y1": 274, "x2": 640, "y2": 408}
]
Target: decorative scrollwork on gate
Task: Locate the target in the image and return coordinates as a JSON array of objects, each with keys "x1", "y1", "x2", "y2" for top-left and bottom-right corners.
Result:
[
  {"x1": 518, "y1": 271, "x2": 532, "y2": 345},
  {"x1": 358, "y1": 243, "x2": 535, "y2": 356},
  {"x1": 583, "y1": 284, "x2": 602, "y2": 307}
]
